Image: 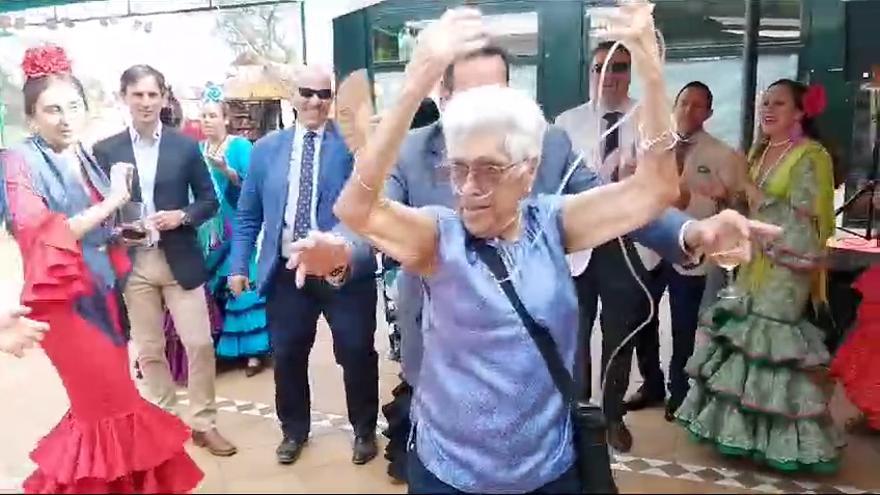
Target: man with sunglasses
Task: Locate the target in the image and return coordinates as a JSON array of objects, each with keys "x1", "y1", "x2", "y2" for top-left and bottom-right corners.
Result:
[
  {"x1": 555, "y1": 41, "x2": 672, "y2": 452},
  {"x1": 228, "y1": 65, "x2": 380, "y2": 467}
]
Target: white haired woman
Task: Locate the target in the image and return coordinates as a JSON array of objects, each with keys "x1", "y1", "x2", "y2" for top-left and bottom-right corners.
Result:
[{"x1": 333, "y1": 7, "x2": 772, "y2": 494}]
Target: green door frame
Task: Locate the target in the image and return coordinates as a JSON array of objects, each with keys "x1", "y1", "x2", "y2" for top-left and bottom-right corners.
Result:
[{"x1": 799, "y1": 0, "x2": 853, "y2": 185}]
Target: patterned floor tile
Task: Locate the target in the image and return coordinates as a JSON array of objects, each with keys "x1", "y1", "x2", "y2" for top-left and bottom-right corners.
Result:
[{"x1": 169, "y1": 390, "x2": 880, "y2": 495}]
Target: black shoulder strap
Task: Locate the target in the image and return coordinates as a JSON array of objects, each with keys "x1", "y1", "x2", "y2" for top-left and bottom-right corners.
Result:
[{"x1": 472, "y1": 241, "x2": 576, "y2": 405}]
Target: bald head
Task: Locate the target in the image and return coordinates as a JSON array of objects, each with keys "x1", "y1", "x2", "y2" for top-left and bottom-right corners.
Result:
[
  {"x1": 293, "y1": 65, "x2": 333, "y2": 130},
  {"x1": 297, "y1": 65, "x2": 332, "y2": 89}
]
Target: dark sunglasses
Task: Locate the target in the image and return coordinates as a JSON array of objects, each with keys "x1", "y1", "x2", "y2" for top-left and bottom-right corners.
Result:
[
  {"x1": 593, "y1": 62, "x2": 630, "y2": 74},
  {"x1": 298, "y1": 87, "x2": 333, "y2": 100}
]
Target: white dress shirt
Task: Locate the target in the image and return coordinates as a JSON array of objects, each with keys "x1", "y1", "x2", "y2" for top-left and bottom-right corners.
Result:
[
  {"x1": 129, "y1": 122, "x2": 163, "y2": 216},
  {"x1": 281, "y1": 123, "x2": 325, "y2": 258},
  {"x1": 555, "y1": 99, "x2": 661, "y2": 276}
]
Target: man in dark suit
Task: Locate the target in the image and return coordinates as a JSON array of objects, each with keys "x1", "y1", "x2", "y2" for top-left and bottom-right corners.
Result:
[
  {"x1": 92, "y1": 65, "x2": 234, "y2": 456},
  {"x1": 228, "y1": 65, "x2": 379, "y2": 466}
]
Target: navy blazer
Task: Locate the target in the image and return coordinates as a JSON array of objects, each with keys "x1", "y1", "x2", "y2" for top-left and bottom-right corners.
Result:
[
  {"x1": 229, "y1": 123, "x2": 376, "y2": 294},
  {"x1": 93, "y1": 127, "x2": 219, "y2": 291},
  {"x1": 386, "y1": 122, "x2": 694, "y2": 384}
]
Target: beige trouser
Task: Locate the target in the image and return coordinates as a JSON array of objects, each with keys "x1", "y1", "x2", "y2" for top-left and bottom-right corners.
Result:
[{"x1": 124, "y1": 248, "x2": 217, "y2": 432}]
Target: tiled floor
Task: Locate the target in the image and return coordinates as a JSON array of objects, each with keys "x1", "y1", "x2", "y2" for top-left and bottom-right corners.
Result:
[{"x1": 1, "y1": 234, "x2": 879, "y2": 494}]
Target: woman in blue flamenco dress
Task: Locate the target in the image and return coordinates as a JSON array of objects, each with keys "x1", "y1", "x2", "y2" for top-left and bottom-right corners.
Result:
[{"x1": 195, "y1": 84, "x2": 270, "y2": 376}]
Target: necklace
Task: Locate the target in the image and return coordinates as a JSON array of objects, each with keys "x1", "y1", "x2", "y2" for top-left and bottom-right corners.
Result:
[
  {"x1": 205, "y1": 135, "x2": 228, "y2": 158},
  {"x1": 768, "y1": 138, "x2": 791, "y2": 148},
  {"x1": 756, "y1": 140, "x2": 794, "y2": 187}
]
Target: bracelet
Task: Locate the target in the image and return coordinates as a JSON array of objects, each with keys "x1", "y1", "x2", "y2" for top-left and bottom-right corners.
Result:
[
  {"x1": 353, "y1": 166, "x2": 377, "y2": 192},
  {"x1": 639, "y1": 129, "x2": 676, "y2": 153}
]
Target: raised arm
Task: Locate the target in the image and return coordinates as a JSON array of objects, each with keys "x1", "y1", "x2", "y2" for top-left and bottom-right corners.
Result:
[
  {"x1": 333, "y1": 9, "x2": 487, "y2": 274},
  {"x1": 561, "y1": 3, "x2": 679, "y2": 252}
]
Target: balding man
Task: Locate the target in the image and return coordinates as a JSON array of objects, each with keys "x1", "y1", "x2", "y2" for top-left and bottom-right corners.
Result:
[{"x1": 229, "y1": 66, "x2": 379, "y2": 466}]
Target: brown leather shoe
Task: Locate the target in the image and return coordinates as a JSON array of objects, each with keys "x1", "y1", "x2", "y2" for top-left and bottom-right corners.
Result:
[
  {"x1": 607, "y1": 421, "x2": 633, "y2": 453},
  {"x1": 193, "y1": 428, "x2": 238, "y2": 457}
]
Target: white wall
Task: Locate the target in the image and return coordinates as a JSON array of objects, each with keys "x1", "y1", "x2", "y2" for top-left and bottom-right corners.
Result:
[{"x1": 302, "y1": 0, "x2": 384, "y2": 69}]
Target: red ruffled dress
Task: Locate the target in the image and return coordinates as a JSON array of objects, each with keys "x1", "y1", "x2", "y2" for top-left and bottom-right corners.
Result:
[
  {"x1": 831, "y1": 265, "x2": 880, "y2": 430},
  {"x1": 3, "y1": 153, "x2": 203, "y2": 493}
]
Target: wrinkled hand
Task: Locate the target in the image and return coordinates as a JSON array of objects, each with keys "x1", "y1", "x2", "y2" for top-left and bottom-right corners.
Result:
[
  {"x1": 0, "y1": 306, "x2": 49, "y2": 358},
  {"x1": 594, "y1": 1, "x2": 661, "y2": 78},
  {"x1": 684, "y1": 209, "x2": 782, "y2": 264},
  {"x1": 406, "y1": 8, "x2": 489, "y2": 92},
  {"x1": 109, "y1": 162, "x2": 134, "y2": 203},
  {"x1": 228, "y1": 275, "x2": 250, "y2": 298},
  {"x1": 149, "y1": 210, "x2": 186, "y2": 231},
  {"x1": 285, "y1": 231, "x2": 353, "y2": 289}
]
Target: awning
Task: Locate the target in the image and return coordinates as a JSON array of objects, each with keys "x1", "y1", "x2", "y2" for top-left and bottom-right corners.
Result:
[{"x1": 224, "y1": 64, "x2": 288, "y2": 100}]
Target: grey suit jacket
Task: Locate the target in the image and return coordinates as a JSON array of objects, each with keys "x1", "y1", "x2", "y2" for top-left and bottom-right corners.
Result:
[{"x1": 386, "y1": 122, "x2": 693, "y2": 385}]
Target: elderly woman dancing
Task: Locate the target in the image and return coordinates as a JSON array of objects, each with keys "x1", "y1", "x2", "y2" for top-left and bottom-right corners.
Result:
[{"x1": 331, "y1": 6, "x2": 773, "y2": 495}]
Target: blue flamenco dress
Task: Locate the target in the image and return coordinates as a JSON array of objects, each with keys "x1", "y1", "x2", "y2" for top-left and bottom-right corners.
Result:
[{"x1": 200, "y1": 136, "x2": 270, "y2": 360}]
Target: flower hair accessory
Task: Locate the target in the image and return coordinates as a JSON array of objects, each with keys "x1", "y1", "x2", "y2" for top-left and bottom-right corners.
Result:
[
  {"x1": 21, "y1": 45, "x2": 72, "y2": 80},
  {"x1": 802, "y1": 83, "x2": 827, "y2": 118},
  {"x1": 202, "y1": 83, "x2": 225, "y2": 104}
]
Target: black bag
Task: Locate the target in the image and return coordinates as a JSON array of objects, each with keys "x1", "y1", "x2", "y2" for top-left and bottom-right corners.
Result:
[{"x1": 473, "y1": 242, "x2": 618, "y2": 494}]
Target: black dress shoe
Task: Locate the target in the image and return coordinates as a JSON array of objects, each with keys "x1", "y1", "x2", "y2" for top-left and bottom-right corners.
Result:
[
  {"x1": 276, "y1": 437, "x2": 307, "y2": 465},
  {"x1": 352, "y1": 434, "x2": 378, "y2": 465},
  {"x1": 664, "y1": 398, "x2": 683, "y2": 423},
  {"x1": 624, "y1": 386, "x2": 665, "y2": 412}
]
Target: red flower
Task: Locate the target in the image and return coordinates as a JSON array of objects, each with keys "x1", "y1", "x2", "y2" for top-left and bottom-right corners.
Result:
[
  {"x1": 21, "y1": 45, "x2": 72, "y2": 80},
  {"x1": 803, "y1": 83, "x2": 827, "y2": 118}
]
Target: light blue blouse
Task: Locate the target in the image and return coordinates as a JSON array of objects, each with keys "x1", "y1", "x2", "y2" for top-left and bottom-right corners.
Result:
[{"x1": 413, "y1": 195, "x2": 579, "y2": 493}]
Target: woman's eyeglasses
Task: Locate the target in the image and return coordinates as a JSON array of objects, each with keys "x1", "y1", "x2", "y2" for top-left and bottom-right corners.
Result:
[
  {"x1": 298, "y1": 87, "x2": 333, "y2": 100},
  {"x1": 447, "y1": 159, "x2": 522, "y2": 196}
]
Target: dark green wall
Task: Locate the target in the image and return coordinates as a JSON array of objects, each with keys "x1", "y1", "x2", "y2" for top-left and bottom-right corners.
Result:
[
  {"x1": 333, "y1": 9, "x2": 374, "y2": 84},
  {"x1": 799, "y1": 0, "x2": 854, "y2": 186},
  {"x1": 536, "y1": 0, "x2": 586, "y2": 120}
]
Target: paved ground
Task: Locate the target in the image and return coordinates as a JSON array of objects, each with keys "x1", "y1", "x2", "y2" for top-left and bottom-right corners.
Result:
[{"x1": 0, "y1": 233, "x2": 878, "y2": 494}]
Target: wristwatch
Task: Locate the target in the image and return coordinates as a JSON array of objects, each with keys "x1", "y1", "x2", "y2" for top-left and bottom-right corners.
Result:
[
  {"x1": 180, "y1": 211, "x2": 192, "y2": 226},
  {"x1": 325, "y1": 264, "x2": 351, "y2": 288},
  {"x1": 679, "y1": 220, "x2": 705, "y2": 270}
]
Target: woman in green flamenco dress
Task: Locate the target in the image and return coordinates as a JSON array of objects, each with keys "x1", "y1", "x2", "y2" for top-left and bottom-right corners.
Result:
[{"x1": 675, "y1": 79, "x2": 842, "y2": 473}]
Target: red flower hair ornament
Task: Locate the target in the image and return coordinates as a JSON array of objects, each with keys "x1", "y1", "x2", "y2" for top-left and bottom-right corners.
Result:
[
  {"x1": 21, "y1": 45, "x2": 72, "y2": 80},
  {"x1": 802, "y1": 83, "x2": 827, "y2": 119}
]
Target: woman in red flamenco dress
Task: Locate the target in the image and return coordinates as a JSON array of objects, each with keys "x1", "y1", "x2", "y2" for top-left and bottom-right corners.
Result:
[
  {"x1": 831, "y1": 264, "x2": 880, "y2": 433},
  {"x1": 0, "y1": 46, "x2": 203, "y2": 493}
]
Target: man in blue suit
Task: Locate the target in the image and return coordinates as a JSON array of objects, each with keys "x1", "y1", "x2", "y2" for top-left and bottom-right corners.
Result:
[{"x1": 228, "y1": 66, "x2": 379, "y2": 466}]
